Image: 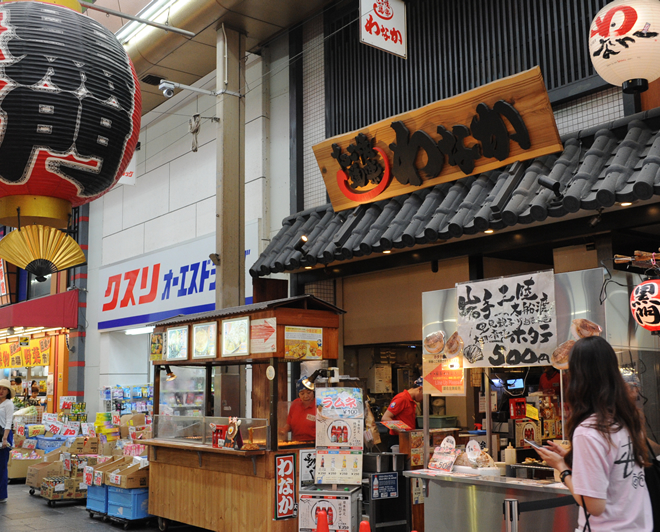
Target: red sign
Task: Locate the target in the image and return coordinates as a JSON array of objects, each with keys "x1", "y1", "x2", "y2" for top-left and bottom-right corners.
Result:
[
  {"x1": 630, "y1": 279, "x2": 660, "y2": 331},
  {"x1": 274, "y1": 454, "x2": 297, "y2": 520}
]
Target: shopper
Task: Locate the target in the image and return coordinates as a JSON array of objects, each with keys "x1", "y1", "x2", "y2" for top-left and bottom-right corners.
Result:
[
  {"x1": 381, "y1": 377, "x2": 424, "y2": 449},
  {"x1": 279, "y1": 376, "x2": 316, "y2": 442},
  {"x1": 26, "y1": 386, "x2": 44, "y2": 407},
  {"x1": 0, "y1": 378, "x2": 14, "y2": 503},
  {"x1": 12, "y1": 376, "x2": 22, "y2": 398},
  {"x1": 535, "y1": 336, "x2": 652, "y2": 531}
]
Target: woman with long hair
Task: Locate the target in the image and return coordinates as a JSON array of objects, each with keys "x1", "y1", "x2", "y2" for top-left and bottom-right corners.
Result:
[{"x1": 536, "y1": 335, "x2": 652, "y2": 531}]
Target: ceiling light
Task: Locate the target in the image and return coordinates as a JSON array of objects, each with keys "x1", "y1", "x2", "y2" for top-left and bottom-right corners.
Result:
[
  {"x1": 620, "y1": 202, "x2": 633, "y2": 207},
  {"x1": 125, "y1": 326, "x2": 155, "y2": 336},
  {"x1": 115, "y1": 0, "x2": 180, "y2": 44},
  {"x1": 304, "y1": 266, "x2": 312, "y2": 270},
  {"x1": 383, "y1": 250, "x2": 391, "y2": 254},
  {"x1": 485, "y1": 229, "x2": 494, "y2": 234}
]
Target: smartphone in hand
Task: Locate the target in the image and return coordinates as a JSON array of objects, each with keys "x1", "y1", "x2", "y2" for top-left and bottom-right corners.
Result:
[{"x1": 524, "y1": 438, "x2": 542, "y2": 450}]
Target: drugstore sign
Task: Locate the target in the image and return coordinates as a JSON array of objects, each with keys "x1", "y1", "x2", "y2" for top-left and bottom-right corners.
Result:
[
  {"x1": 99, "y1": 235, "x2": 216, "y2": 330},
  {"x1": 312, "y1": 67, "x2": 562, "y2": 212}
]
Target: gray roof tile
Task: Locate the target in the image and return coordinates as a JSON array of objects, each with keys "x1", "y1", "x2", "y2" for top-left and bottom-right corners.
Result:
[{"x1": 251, "y1": 107, "x2": 660, "y2": 278}]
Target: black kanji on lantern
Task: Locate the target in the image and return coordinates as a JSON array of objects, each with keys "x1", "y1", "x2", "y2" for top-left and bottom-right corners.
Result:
[
  {"x1": 0, "y1": 2, "x2": 139, "y2": 200},
  {"x1": 331, "y1": 133, "x2": 384, "y2": 190}
]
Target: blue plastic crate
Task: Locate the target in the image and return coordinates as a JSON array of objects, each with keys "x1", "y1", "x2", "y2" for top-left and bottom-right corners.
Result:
[
  {"x1": 35, "y1": 435, "x2": 67, "y2": 451},
  {"x1": 107, "y1": 487, "x2": 150, "y2": 521},
  {"x1": 87, "y1": 485, "x2": 108, "y2": 514}
]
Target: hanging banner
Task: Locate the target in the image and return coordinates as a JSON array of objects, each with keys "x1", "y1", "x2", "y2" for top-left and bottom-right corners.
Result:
[
  {"x1": 315, "y1": 388, "x2": 364, "y2": 485},
  {"x1": 456, "y1": 270, "x2": 557, "y2": 367},
  {"x1": 360, "y1": 0, "x2": 407, "y2": 59},
  {"x1": 0, "y1": 337, "x2": 50, "y2": 369},
  {"x1": 423, "y1": 353, "x2": 465, "y2": 396}
]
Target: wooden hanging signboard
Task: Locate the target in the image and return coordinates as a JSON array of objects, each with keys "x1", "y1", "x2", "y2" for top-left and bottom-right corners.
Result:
[{"x1": 313, "y1": 66, "x2": 562, "y2": 212}]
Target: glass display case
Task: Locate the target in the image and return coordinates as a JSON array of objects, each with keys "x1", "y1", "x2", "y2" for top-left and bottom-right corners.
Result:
[
  {"x1": 159, "y1": 366, "x2": 205, "y2": 417},
  {"x1": 153, "y1": 414, "x2": 270, "y2": 450}
]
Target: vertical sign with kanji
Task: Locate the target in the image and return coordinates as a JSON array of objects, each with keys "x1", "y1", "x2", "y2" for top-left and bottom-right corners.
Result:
[
  {"x1": 274, "y1": 454, "x2": 297, "y2": 520},
  {"x1": 360, "y1": 0, "x2": 407, "y2": 58},
  {"x1": 456, "y1": 270, "x2": 557, "y2": 367}
]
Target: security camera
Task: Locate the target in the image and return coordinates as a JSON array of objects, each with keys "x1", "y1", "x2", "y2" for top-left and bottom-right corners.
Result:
[{"x1": 159, "y1": 81, "x2": 175, "y2": 98}]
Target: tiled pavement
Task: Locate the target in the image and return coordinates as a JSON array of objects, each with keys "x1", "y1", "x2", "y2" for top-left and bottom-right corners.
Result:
[{"x1": 2, "y1": 481, "x2": 210, "y2": 532}]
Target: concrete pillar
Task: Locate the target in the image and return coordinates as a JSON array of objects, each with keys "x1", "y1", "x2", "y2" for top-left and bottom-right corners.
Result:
[{"x1": 215, "y1": 25, "x2": 246, "y2": 309}]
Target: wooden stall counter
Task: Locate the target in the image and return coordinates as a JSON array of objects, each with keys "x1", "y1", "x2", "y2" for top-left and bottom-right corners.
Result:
[{"x1": 144, "y1": 439, "x2": 306, "y2": 532}]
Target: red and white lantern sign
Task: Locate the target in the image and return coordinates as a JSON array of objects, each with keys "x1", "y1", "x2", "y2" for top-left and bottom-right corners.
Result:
[
  {"x1": 360, "y1": 0, "x2": 407, "y2": 59},
  {"x1": 630, "y1": 279, "x2": 660, "y2": 331},
  {"x1": 274, "y1": 454, "x2": 297, "y2": 520}
]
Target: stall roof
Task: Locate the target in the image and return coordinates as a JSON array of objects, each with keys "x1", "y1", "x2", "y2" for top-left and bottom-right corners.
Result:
[
  {"x1": 151, "y1": 294, "x2": 345, "y2": 327},
  {"x1": 250, "y1": 107, "x2": 660, "y2": 278}
]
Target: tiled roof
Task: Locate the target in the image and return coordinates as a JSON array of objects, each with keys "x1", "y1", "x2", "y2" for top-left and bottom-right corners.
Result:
[
  {"x1": 250, "y1": 107, "x2": 660, "y2": 278},
  {"x1": 151, "y1": 294, "x2": 345, "y2": 326}
]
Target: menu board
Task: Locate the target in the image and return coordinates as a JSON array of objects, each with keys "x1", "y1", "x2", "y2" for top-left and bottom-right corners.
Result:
[
  {"x1": 222, "y1": 317, "x2": 249, "y2": 356},
  {"x1": 284, "y1": 326, "x2": 323, "y2": 360},
  {"x1": 166, "y1": 326, "x2": 188, "y2": 360},
  {"x1": 456, "y1": 270, "x2": 557, "y2": 368},
  {"x1": 192, "y1": 322, "x2": 216, "y2": 359},
  {"x1": 315, "y1": 388, "x2": 363, "y2": 485},
  {"x1": 150, "y1": 332, "x2": 164, "y2": 361}
]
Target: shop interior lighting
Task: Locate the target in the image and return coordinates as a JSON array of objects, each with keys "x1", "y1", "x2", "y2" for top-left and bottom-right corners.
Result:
[
  {"x1": 163, "y1": 365, "x2": 177, "y2": 382},
  {"x1": 383, "y1": 250, "x2": 391, "y2": 254},
  {"x1": 620, "y1": 202, "x2": 633, "y2": 207},
  {"x1": 485, "y1": 229, "x2": 494, "y2": 234},
  {"x1": 125, "y1": 326, "x2": 155, "y2": 336}
]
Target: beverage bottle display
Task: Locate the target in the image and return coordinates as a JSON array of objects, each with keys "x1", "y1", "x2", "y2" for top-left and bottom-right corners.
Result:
[{"x1": 342, "y1": 426, "x2": 348, "y2": 443}]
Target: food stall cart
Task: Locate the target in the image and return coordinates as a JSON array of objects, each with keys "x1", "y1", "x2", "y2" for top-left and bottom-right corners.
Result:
[{"x1": 144, "y1": 295, "x2": 343, "y2": 532}]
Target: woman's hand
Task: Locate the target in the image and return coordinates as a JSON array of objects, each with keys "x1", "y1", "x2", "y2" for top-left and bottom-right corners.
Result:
[
  {"x1": 544, "y1": 440, "x2": 568, "y2": 458},
  {"x1": 535, "y1": 446, "x2": 568, "y2": 472}
]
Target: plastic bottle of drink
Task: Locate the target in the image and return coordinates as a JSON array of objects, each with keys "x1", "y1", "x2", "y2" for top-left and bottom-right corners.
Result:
[{"x1": 372, "y1": 475, "x2": 379, "y2": 499}]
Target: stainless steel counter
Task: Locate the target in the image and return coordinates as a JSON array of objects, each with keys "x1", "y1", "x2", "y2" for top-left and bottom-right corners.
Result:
[{"x1": 404, "y1": 470, "x2": 578, "y2": 532}]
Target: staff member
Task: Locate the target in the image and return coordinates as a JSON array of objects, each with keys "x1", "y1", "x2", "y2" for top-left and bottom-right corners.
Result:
[
  {"x1": 280, "y1": 376, "x2": 316, "y2": 442},
  {"x1": 381, "y1": 377, "x2": 424, "y2": 448},
  {"x1": 26, "y1": 386, "x2": 45, "y2": 407},
  {"x1": 0, "y1": 378, "x2": 14, "y2": 503}
]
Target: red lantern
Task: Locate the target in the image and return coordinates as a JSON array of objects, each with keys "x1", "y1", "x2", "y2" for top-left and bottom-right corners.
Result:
[
  {"x1": 0, "y1": 0, "x2": 141, "y2": 228},
  {"x1": 630, "y1": 279, "x2": 660, "y2": 331}
]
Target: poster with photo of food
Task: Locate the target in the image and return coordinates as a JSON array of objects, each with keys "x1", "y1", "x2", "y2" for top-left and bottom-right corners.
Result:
[
  {"x1": 150, "y1": 332, "x2": 164, "y2": 361},
  {"x1": 193, "y1": 322, "x2": 217, "y2": 359},
  {"x1": 222, "y1": 317, "x2": 249, "y2": 356},
  {"x1": 166, "y1": 326, "x2": 188, "y2": 360},
  {"x1": 284, "y1": 326, "x2": 323, "y2": 360}
]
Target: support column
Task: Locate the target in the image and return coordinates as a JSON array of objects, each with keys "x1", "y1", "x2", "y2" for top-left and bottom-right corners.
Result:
[{"x1": 216, "y1": 25, "x2": 246, "y2": 309}]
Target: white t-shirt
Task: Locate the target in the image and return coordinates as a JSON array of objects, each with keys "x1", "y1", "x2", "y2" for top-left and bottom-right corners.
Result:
[
  {"x1": 0, "y1": 398, "x2": 14, "y2": 431},
  {"x1": 572, "y1": 418, "x2": 653, "y2": 532}
]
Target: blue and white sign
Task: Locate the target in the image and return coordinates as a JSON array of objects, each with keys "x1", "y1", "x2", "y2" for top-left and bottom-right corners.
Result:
[
  {"x1": 371, "y1": 472, "x2": 398, "y2": 499},
  {"x1": 99, "y1": 235, "x2": 216, "y2": 330}
]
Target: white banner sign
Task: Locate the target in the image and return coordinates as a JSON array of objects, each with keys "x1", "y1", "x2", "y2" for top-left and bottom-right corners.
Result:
[
  {"x1": 99, "y1": 234, "x2": 216, "y2": 330},
  {"x1": 359, "y1": 0, "x2": 407, "y2": 59},
  {"x1": 456, "y1": 271, "x2": 557, "y2": 367}
]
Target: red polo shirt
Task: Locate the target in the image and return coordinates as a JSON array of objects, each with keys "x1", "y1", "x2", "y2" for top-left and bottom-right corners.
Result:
[
  {"x1": 386, "y1": 389, "x2": 417, "y2": 434},
  {"x1": 286, "y1": 398, "x2": 316, "y2": 441}
]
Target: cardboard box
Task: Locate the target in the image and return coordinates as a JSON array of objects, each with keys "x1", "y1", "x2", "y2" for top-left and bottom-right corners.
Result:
[
  {"x1": 26, "y1": 461, "x2": 63, "y2": 488},
  {"x1": 71, "y1": 455, "x2": 98, "y2": 479},
  {"x1": 120, "y1": 414, "x2": 146, "y2": 439},
  {"x1": 41, "y1": 478, "x2": 75, "y2": 500},
  {"x1": 105, "y1": 463, "x2": 149, "y2": 489},
  {"x1": 92, "y1": 456, "x2": 133, "y2": 486},
  {"x1": 66, "y1": 437, "x2": 99, "y2": 455},
  {"x1": 128, "y1": 425, "x2": 152, "y2": 441},
  {"x1": 8, "y1": 449, "x2": 45, "y2": 479},
  {"x1": 98, "y1": 442, "x2": 117, "y2": 456}
]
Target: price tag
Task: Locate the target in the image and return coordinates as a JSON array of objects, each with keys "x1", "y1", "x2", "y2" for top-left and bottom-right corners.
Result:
[
  {"x1": 22, "y1": 439, "x2": 37, "y2": 449},
  {"x1": 62, "y1": 452, "x2": 71, "y2": 472},
  {"x1": 84, "y1": 466, "x2": 94, "y2": 486},
  {"x1": 62, "y1": 424, "x2": 78, "y2": 436},
  {"x1": 47, "y1": 421, "x2": 65, "y2": 435},
  {"x1": 108, "y1": 473, "x2": 121, "y2": 485},
  {"x1": 465, "y1": 440, "x2": 482, "y2": 464},
  {"x1": 112, "y1": 414, "x2": 121, "y2": 426},
  {"x1": 78, "y1": 482, "x2": 88, "y2": 490},
  {"x1": 42, "y1": 413, "x2": 58, "y2": 424},
  {"x1": 440, "y1": 435, "x2": 456, "y2": 450},
  {"x1": 55, "y1": 482, "x2": 65, "y2": 492},
  {"x1": 16, "y1": 424, "x2": 26, "y2": 437},
  {"x1": 93, "y1": 471, "x2": 103, "y2": 486}
]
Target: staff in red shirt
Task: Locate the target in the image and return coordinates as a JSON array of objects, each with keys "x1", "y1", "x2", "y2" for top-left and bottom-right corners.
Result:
[
  {"x1": 381, "y1": 377, "x2": 424, "y2": 444},
  {"x1": 280, "y1": 376, "x2": 316, "y2": 442}
]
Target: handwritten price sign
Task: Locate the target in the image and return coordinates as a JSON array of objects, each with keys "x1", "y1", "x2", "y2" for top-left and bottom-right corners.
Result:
[
  {"x1": 84, "y1": 466, "x2": 94, "y2": 486},
  {"x1": 47, "y1": 421, "x2": 65, "y2": 435},
  {"x1": 16, "y1": 424, "x2": 25, "y2": 437},
  {"x1": 112, "y1": 415, "x2": 121, "y2": 426}
]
